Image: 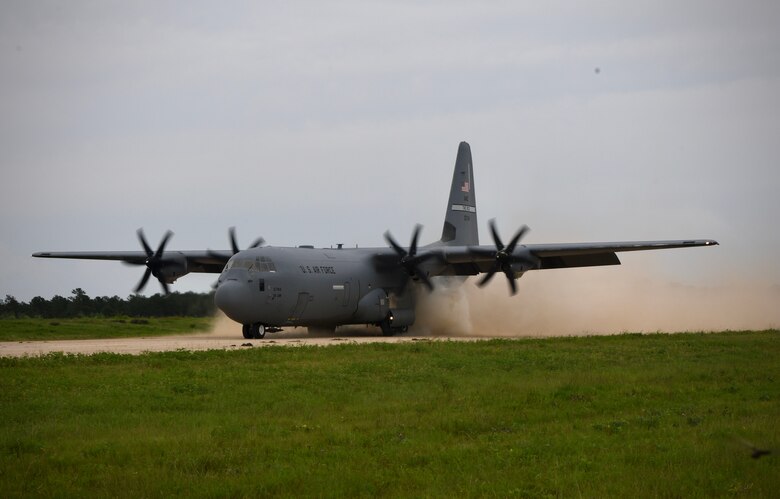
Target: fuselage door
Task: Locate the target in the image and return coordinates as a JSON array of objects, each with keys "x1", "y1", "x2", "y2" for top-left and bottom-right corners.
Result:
[
  {"x1": 290, "y1": 292, "x2": 310, "y2": 321},
  {"x1": 333, "y1": 281, "x2": 354, "y2": 307},
  {"x1": 342, "y1": 282, "x2": 350, "y2": 307}
]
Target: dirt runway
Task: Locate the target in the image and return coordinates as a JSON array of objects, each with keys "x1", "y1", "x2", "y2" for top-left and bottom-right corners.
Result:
[{"x1": 0, "y1": 331, "x2": 488, "y2": 358}]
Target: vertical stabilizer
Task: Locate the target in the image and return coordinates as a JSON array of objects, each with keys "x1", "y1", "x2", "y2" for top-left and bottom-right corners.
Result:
[{"x1": 439, "y1": 142, "x2": 479, "y2": 246}]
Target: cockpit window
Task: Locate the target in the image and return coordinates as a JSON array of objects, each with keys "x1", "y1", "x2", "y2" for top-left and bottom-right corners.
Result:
[
  {"x1": 254, "y1": 256, "x2": 277, "y2": 272},
  {"x1": 225, "y1": 257, "x2": 276, "y2": 273},
  {"x1": 226, "y1": 258, "x2": 251, "y2": 270}
]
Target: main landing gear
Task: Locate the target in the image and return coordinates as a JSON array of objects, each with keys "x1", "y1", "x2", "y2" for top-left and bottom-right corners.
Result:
[
  {"x1": 242, "y1": 323, "x2": 265, "y2": 339},
  {"x1": 379, "y1": 320, "x2": 408, "y2": 337}
]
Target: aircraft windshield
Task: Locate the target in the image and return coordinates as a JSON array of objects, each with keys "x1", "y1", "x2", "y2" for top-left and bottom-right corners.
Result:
[{"x1": 225, "y1": 256, "x2": 276, "y2": 273}]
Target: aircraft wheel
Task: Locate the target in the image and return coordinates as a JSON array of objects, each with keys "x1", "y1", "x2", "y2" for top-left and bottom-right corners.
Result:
[
  {"x1": 252, "y1": 323, "x2": 266, "y2": 339},
  {"x1": 242, "y1": 324, "x2": 252, "y2": 339}
]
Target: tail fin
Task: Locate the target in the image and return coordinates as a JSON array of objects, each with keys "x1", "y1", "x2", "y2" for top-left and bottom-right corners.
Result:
[{"x1": 439, "y1": 141, "x2": 479, "y2": 246}]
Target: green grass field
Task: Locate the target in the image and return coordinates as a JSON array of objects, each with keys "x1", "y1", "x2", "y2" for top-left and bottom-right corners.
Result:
[
  {"x1": 0, "y1": 317, "x2": 213, "y2": 341},
  {"x1": 1, "y1": 331, "x2": 778, "y2": 497}
]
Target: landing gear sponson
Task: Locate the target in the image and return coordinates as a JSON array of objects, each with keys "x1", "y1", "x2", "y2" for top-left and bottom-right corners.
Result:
[
  {"x1": 242, "y1": 321, "x2": 406, "y2": 338},
  {"x1": 379, "y1": 320, "x2": 408, "y2": 337}
]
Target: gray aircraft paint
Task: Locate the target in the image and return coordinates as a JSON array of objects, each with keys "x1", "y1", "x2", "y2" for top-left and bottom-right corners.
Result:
[
  {"x1": 439, "y1": 141, "x2": 479, "y2": 247},
  {"x1": 33, "y1": 142, "x2": 718, "y2": 338}
]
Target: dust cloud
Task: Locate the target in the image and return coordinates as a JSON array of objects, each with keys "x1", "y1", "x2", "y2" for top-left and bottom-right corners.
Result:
[
  {"x1": 206, "y1": 312, "x2": 242, "y2": 338},
  {"x1": 414, "y1": 269, "x2": 780, "y2": 337},
  {"x1": 206, "y1": 269, "x2": 779, "y2": 339}
]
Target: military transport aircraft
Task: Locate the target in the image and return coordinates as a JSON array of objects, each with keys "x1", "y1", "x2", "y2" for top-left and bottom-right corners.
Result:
[{"x1": 34, "y1": 142, "x2": 717, "y2": 339}]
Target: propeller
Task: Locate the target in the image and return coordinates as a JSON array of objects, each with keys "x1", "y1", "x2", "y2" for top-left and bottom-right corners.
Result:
[
  {"x1": 133, "y1": 228, "x2": 174, "y2": 294},
  {"x1": 208, "y1": 227, "x2": 265, "y2": 262},
  {"x1": 227, "y1": 226, "x2": 265, "y2": 255},
  {"x1": 384, "y1": 224, "x2": 437, "y2": 291},
  {"x1": 473, "y1": 219, "x2": 531, "y2": 295}
]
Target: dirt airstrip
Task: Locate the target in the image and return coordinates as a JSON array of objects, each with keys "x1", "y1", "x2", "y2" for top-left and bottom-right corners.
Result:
[{"x1": 0, "y1": 330, "x2": 487, "y2": 358}]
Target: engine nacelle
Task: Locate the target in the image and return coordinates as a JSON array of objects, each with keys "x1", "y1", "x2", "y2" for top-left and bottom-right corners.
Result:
[
  {"x1": 510, "y1": 258, "x2": 539, "y2": 279},
  {"x1": 156, "y1": 255, "x2": 189, "y2": 283}
]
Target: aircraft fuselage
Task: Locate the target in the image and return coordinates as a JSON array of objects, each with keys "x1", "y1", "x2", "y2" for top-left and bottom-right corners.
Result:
[{"x1": 214, "y1": 246, "x2": 407, "y2": 332}]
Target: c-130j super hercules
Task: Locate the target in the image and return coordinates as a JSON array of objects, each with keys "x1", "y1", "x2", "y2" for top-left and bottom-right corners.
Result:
[{"x1": 34, "y1": 142, "x2": 718, "y2": 339}]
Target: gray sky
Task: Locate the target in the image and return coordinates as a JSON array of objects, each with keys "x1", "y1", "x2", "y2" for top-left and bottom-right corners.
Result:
[{"x1": 2, "y1": 1, "x2": 779, "y2": 312}]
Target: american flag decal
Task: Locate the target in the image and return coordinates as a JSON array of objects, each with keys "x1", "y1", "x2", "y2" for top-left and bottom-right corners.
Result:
[{"x1": 461, "y1": 181, "x2": 470, "y2": 193}]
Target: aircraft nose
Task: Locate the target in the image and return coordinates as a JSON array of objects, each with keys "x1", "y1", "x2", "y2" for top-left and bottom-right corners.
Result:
[{"x1": 214, "y1": 280, "x2": 250, "y2": 323}]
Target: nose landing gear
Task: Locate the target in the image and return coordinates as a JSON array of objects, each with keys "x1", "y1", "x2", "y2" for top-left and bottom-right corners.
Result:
[{"x1": 242, "y1": 323, "x2": 266, "y2": 339}]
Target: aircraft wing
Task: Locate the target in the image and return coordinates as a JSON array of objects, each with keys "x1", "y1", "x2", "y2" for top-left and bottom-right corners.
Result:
[
  {"x1": 525, "y1": 239, "x2": 718, "y2": 269},
  {"x1": 436, "y1": 239, "x2": 719, "y2": 275},
  {"x1": 32, "y1": 250, "x2": 229, "y2": 274}
]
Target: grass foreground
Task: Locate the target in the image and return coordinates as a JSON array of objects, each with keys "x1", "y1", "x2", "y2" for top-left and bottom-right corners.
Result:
[
  {"x1": 1, "y1": 331, "x2": 778, "y2": 497},
  {"x1": 0, "y1": 317, "x2": 213, "y2": 341}
]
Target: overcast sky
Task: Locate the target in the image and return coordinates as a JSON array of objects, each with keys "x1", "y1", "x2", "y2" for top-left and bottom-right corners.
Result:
[{"x1": 2, "y1": 1, "x2": 779, "y2": 314}]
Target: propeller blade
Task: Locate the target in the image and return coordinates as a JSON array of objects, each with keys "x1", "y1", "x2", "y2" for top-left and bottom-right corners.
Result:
[
  {"x1": 407, "y1": 252, "x2": 437, "y2": 267},
  {"x1": 135, "y1": 267, "x2": 152, "y2": 293},
  {"x1": 488, "y1": 219, "x2": 504, "y2": 251},
  {"x1": 477, "y1": 220, "x2": 531, "y2": 295},
  {"x1": 384, "y1": 225, "x2": 435, "y2": 292},
  {"x1": 505, "y1": 225, "x2": 529, "y2": 255},
  {"x1": 153, "y1": 230, "x2": 173, "y2": 260},
  {"x1": 224, "y1": 227, "x2": 265, "y2": 254},
  {"x1": 133, "y1": 229, "x2": 173, "y2": 294},
  {"x1": 477, "y1": 269, "x2": 497, "y2": 287},
  {"x1": 409, "y1": 224, "x2": 422, "y2": 256},
  {"x1": 384, "y1": 231, "x2": 407, "y2": 258},
  {"x1": 229, "y1": 227, "x2": 239, "y2": 255},
  {"x1": 159, "y1": 279, "x2": 170, "y2": 295},
  {"x1": 123, "y1": 261, "x2": 147, "y2": 267},
  {"x1": 137, "y1": 228, "x2": 153, "y2": 257},
  {"x1": 506, "y1": 273, "x2": 518, "y2": 295}
]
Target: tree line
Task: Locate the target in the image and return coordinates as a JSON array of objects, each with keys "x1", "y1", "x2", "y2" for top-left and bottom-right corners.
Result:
[{"x1": 1, "y1": 289, "x2": 216, "y2": 318}]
